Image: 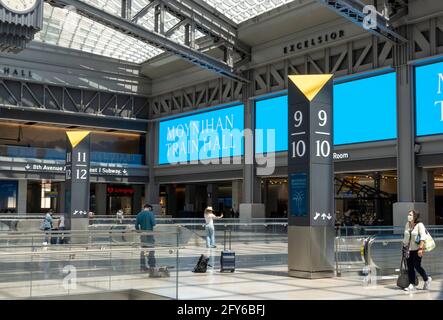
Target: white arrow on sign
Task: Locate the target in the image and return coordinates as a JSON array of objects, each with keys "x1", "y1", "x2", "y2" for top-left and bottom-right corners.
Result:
[
  {"x1": 314, "y1": 212, "x2": 320, "y2": 220},
  {"x1": 25, "y1": 164, "x2": 31, "y2": 170}
]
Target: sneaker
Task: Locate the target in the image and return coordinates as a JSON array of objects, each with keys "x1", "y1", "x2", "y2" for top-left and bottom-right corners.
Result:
[
  {"x1": 423, "y1": 277, "x2": 432, "y2": 290},
  {"x1": 404, "y1": 284, "x2": 417, "y2": 292}
]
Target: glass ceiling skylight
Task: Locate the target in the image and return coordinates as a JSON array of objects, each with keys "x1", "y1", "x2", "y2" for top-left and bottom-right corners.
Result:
[
  {"x1": 34, "y1": 0, "x2": 292, "y2": 63},
  {"x1": 201, "y1": 0, "x2": 295, "y2": 24},
  {"x1": 35, "y1": 2, "x2": 162, "y2": 63}
]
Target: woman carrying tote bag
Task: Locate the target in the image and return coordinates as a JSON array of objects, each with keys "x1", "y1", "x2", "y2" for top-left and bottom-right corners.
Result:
[{"x1": 401, "y1": 210, "x2": 432, "y2": 292}]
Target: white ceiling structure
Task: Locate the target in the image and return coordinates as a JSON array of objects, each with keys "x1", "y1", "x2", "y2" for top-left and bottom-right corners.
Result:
[{"x1": 35, "y1": 0, "x2": 296, "y2": 63}]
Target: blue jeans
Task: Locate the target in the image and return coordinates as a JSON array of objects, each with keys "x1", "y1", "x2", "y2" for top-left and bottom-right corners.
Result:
[
  {"x1": 140, "y1": 235, "x2": 156, "y2": 269},
  {"x1": 205, "y1": 225, "x2": 215, "y2": 248}
]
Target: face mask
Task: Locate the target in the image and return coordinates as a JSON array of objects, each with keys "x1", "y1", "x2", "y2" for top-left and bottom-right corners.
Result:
[{"x1": 407, "y1": 215, "x2": 414, "y2": 222}]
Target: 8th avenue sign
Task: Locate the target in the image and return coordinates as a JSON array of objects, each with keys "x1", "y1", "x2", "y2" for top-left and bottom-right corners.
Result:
[{"x1": 23, "y1": 163, "x2": 130, "y2": 176}]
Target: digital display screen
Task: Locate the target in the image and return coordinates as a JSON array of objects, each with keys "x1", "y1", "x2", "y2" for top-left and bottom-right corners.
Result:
[
  {"x1": 158, "y1": 104, "x2": 244, "y2": 164},
  {"x1": 416, "y1": 61, "x2": 443, "y2": 136},
  {"x1": 255, "y1": 72, "x2": 397, "y2": 152},
  {"x1": 255, "y1": 95, "x2": 288, "y2": 153},
  {"x1": 333, "y1": 72, "x2": 397, "y2": 145}
]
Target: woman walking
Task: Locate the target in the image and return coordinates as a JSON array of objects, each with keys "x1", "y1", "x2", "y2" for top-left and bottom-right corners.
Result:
[
  {"x1": 402, "y1": 210, "x2": 432, "y2": 292},
  {"x1": 204, "y1": 206, "x2": 223, "y2": 248}
]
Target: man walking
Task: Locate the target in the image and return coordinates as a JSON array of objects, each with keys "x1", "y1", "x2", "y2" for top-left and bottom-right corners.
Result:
[{"x1": 135, "y1": 204, "x2": 156, "y2": 275}]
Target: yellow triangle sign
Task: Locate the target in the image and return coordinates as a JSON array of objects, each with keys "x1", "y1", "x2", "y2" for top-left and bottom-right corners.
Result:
[
  {"x1": 66, "y1": 131, "x2": 90, "y2": 148},
  {"x1": 288, "y1": 74, "x2": 333, "y2": 101}
]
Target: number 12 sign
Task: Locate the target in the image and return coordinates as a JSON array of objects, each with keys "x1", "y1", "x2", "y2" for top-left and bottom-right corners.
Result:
[
  {"x1": 288, "y1": 75, "x2": 335, "y2": 227},
  {"x1": 65, "y1": 131, "x2": 91, "y2": 228}
]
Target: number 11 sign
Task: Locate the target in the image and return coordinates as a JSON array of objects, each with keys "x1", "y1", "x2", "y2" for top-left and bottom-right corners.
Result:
[
  {"x1": 65, "y1": 131, "x2": 91, "y2": 230},
  {"x1": 288, "y1": 75, "x2": 334, "y2": 227}
]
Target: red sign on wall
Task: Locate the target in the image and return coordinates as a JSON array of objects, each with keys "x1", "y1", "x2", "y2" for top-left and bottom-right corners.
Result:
[{"x1": 107, "y1": 186, "x2": 134, "y2": 195}]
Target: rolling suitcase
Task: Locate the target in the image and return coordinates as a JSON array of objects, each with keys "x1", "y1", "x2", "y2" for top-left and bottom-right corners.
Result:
[{"x1": 220, "y1": 230, "x2": 235, "y2": 273}]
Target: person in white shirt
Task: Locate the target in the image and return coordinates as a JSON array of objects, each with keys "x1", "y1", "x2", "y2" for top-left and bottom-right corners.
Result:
[
  {"x1": 116, "y1": 209, "x2": 124, "y2": 224},
  {"x1": 204, "y1": 206, "x2": 223, "y2": 248},
  {"x1": 402, "y1": 210, "x2": 432, "y2": 292}
]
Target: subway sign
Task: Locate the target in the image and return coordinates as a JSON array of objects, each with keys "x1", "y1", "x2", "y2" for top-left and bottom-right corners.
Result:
[
  {"x1": 158, "y1": 105, "x2": 244, "y2": 164},
  {"x1": 416, "y1": 61, "x2": 443, "y2": 136}
]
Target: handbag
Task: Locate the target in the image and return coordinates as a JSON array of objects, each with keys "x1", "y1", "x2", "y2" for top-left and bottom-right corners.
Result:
[
  {"x1": 397, "y1": 257, "x2": 418, "y2": 289},
  {"x1": 415, "y1": 225, "x2": 436, "y2": 252}
]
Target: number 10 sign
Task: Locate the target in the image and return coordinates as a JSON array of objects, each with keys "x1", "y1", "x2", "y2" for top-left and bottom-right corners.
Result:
[{"x1": 287, "y1": 75, "x2": 335, "y2": 227}]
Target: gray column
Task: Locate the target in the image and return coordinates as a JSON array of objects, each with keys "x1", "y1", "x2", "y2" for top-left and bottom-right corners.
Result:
[
  {"x1": 185, "y1": 184, "x2": 196, "y2": 212},
  {"x1": 17, "y1": 180, "x2": 27, "y2": 215},
  {"x1": 231, "y1": 180, "x2": 242, "y2": 213},
  {"x1": 146, "y1": 122, "x2": 160, "y2": 214},
  {"x1": 166, "y1": 185, "x2": 177, "y2": 216},
  {"x1": 207, "y1": 184, "x2": 218, "y2": 211},
  {"x1": 95, "y1": 183, "x2": 107, "y2": 215},
  {"x1": 240, "y1": 86, "x2": 264, "y2": 220},
  {"x1": 133, "y1": 184, "x2": 143, "y2": 215},
  {"x1": 57, "y1": 181, "x2": 65, "y2": 214},
  {"x1": 424, "y1": 169, "x2": 436, "y2": 225},
  {"x1": 393, "y1": 27, "x2": 427, "y2": 227}
]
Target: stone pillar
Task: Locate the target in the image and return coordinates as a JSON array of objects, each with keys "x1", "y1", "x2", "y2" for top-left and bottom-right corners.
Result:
[
  {"x1": 17, "y1": 180, "x2": 27, "y2": 215},
  {"x1": 185, "y1": 184, "x2": 196, "y2": 212},
  {"x1": 393, "y1": 26, "x2": 427, "y2": 228}
]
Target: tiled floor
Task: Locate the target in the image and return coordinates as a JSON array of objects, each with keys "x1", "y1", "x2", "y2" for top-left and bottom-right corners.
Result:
[
  {"x1": 170, "y1": 265, "x2": 443, "y2": 300},
  {"x1": 0, "y1": 241, "x2": 441, "y2": 300}
]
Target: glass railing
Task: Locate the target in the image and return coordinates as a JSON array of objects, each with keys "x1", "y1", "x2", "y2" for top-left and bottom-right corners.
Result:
[
  {"x1": 0, "y1": 230, "x2": 179, "y2": 300},
  {"x1": 364, "y1": 228, "x2": 443, "y2": 278},
  {"x1": 0, "y1": 145, "x2": 144, "y2": 165}
]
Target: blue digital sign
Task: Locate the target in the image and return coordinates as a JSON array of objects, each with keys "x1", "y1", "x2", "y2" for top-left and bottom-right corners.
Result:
[
  {"x1": 416, "y1": 61, "x2": 443, "y2": 136},
  {"x1": 255, "y1": 72, "x2": 397, "y2": 152},
  {"x1": 255, "y1": 95, "x2": 288, "y2": 153},
  {"x1": 333, "y1": 72, "x2": 397, "y2": 145},
  {"x1": 158, "y1": 105, "x2": 244, "y2": 164}
]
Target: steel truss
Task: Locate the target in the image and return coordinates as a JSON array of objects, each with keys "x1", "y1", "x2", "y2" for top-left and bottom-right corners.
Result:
[
  {"x1": 151, "y1": 16, "x2": 443, "y2": 117},
  {"x1": 0, "y1": 77, "x2": 150, "y2": 119},
  {"x1": 46, "y1": 0, "x2": 249, "y2": 82},
  {"x1": 317, "y1": 0, "x2": 408, "y2": 44}
]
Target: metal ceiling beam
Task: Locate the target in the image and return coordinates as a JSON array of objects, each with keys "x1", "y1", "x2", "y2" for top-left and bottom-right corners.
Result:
[
  {"x1": 158, "y1": 0, "x2": 250, "y2": 55},
  {"x1": 317, "y1": 0, "x2": 408, "y2": 44},
  {"x1": 46, "y1": 0, "x2": 248, "y2": 82},
  {"x1": 132, "y1": 0, "x2": 158, "y2": 23}
]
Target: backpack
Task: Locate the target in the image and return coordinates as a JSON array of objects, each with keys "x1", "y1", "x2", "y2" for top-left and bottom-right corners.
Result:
[{"x1": 192, "y1": 254, "x2": 210, "y2": 273}]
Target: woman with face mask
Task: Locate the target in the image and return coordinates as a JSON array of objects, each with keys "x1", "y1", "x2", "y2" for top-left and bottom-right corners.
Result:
[{"x1": 402, "y1": 210, "x2": 432, "y2": 292}]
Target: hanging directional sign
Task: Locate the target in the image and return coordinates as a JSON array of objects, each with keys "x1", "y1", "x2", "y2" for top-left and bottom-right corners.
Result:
[
  {"x1": 64, "y1": 131, "x2": 91, "y2": 230},
  {"x1": 287, "y1": 74, "x2": 335, "y2": 227}
]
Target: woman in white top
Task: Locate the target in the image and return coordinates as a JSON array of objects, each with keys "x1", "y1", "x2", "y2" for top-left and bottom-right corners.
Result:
[
  {"x1": 402, "y1": 210, "x2": 432, "y2": 292},
  {"x1": 204, "y1": 206, "x2": 223, "y2": 248}
]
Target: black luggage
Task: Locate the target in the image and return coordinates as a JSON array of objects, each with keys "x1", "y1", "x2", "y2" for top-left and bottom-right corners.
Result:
[
  {"x1": 193, "y1": 254, "x2": 210, "y2": 273},
  {"x1": 220, "y1": 230, "x2": 235, "y2": 273}
]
